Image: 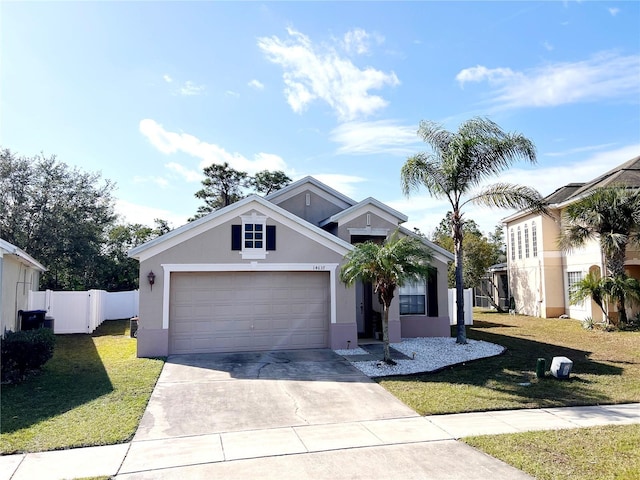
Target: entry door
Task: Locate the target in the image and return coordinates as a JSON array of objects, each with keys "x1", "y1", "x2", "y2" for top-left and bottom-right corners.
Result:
[{"x1": 356, "y1": 280, "x2": 374, "y2": 338}]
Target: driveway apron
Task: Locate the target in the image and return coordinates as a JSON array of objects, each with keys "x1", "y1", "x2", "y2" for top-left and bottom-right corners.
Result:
[{"x1": 133, "y1": 349, "x2": 419, "y2": 441}]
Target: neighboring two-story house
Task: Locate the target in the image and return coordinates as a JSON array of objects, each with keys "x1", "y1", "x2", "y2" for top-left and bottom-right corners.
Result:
[
  {"x1": 503, "y1": 155, "x2": 640, "y2": 321},
  {"x1": 129, "y1": 176, "x2": 454, "y2": 357}
]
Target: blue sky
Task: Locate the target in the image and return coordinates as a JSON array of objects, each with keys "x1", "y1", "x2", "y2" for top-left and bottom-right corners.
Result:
[{"x1": 2, "y1": 1, "x2": 639, "y2": 235}]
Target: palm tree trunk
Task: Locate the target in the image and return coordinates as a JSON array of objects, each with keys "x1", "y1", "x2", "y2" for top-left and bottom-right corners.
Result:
[
  {"x1": 382, "y1": 302, "x2": 392, "y2": 363},
  {"x1": 453, "y1": 214, "x2": 466, "y2": 344},
  {"x1": 608, "y1": 248, "x2": 628, "y2": 325}
]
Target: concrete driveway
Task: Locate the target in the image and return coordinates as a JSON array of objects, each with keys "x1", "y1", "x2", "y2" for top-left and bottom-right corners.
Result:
[
  {"x1": 133, "y1": 349, "x2": 419, "y2": 441},
  {"x1": 118, "y1": 349, "x2": 533, "y2": 479}
]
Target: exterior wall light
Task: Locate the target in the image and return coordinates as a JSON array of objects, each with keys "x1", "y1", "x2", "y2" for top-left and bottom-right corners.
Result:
[{"x1": 147, "y1": 270, "x2": 156, "y2": 291}]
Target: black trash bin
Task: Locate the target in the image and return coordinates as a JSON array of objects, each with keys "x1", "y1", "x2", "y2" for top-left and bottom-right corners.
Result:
[{"x1": 18, "y1": 310, "x2": 47, "y2": 330}]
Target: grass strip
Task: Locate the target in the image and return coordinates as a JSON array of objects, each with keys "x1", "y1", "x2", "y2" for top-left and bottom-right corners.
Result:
[{"x1": 465, "y1": 424, "x2": 640, "y2": 480}]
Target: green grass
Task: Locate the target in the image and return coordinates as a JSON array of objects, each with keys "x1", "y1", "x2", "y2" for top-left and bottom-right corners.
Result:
[
  {"x1": 465, "y1": 424, "x2": 640, "y2": 480},
  {"x1": 1, "y1": 319, "x2": 164, "y2": 454},
  {"x1": 379, "y1": 309, "x2": 640, "y2": 415}
]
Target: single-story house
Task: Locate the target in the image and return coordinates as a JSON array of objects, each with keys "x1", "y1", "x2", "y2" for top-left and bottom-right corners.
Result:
[
  {"x1": 1, "y1": 238, "x2": 47, "y2": 334},
  {"x1": 503, "y1": 155, "x2": 640, "y2": 321},
  {"x1": 128, "y1": 176, "x2": 454, "y2": 357}
]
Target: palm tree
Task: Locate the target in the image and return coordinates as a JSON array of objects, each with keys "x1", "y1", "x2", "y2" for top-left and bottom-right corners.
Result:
[
  {"x1": 569, "y1": 271, "x2": 610, "y2": 325},
  {"x1": 560, "y1": 186, "x2": 640, "y2": 325},
  {"x1": 340, "y1": 232, "x2": 433, "y2": 364},
  {"x1": 401, "y1": 117, "x2": 546, "y2": 344}
]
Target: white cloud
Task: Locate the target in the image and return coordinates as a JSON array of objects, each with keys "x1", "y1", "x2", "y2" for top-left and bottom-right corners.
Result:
[
  {"x1": 165, "y1": 162, "x2": 202, "y2": 183},
  {"x1": 307, "y1": 173, "x2": 366, "y2": 198},
  {"x1": 330, "y1": 120, "x2": 421, "y2": 155},
  {"x1": 133, "y1": 175, "x2": 170, "y2": 188},
  {"x1": 115, "y1": 199, "x2": 189, "y2": 228},
  {"x1": 163, "y1": 74, "x2": 173, "y2": 83},
  {"x1": 139, "y1": 119, "x2": 289, "y2": 175},
  {"x1": 248, "y1": 79, "x2": 265, "y2": 90},
  {"x1": 542, "y1": 41, "x2": 554, "y2": 51},
  {"x1": 179, "y1": 81, "x2": 205, "y2": 96},
  {"x1": 545, "y1": 142, "x2": 618, "y2": 157},
  {"x1": 609, "y1": 7, "x2": 620, "y2": 16},
  {"x1": 456, "y1": 52, "x2": 640, "y2": 108},
  {"x1": 257, "y1": 27, "x2": 399, "y2": 121},
  {"x1": 342, "y1": 28, "x2": 384, "y2": 55},
  {"x1": 225, "y1": 90, "x2": 240, "y2": 97}
]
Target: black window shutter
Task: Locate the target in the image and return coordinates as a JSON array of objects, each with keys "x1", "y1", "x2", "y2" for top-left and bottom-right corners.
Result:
[
  {"x1": 266, "y1": 225, "x2": 276, "y2": 251},
  {"x1": 231, "y1": 224, "x2": 241, "y2": 250},
  {"x1": 427, "y1": 273, "x2": 438, "y2": 316}
]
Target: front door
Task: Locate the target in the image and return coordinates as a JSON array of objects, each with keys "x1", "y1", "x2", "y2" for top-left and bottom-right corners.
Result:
[{"x1": 356, "y1": 281, "x2": 374, "y2": 338}]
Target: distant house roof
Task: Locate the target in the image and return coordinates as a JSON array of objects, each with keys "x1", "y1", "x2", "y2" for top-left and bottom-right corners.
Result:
[
  {"x1": 503, "y1": 154, "x2": 640, "y2": 224},
  {"x1": 0, "y1": 239, "x2": 47, "y2": 272},
  {"x1": 562, "y1": 154, "x2": 640, "y2": 203}
]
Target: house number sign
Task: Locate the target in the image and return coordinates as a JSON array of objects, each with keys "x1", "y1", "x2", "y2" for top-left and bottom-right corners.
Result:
[{"x1": 313, "y1": 265, "x2": 327, "y2": 270}]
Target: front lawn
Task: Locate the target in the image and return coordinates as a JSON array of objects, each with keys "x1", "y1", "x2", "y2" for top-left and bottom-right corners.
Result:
[
  {"x1": 379, "y1": 309, "x2": 640, "y2": 415},
  {"x1": 1, "y1": 319, "x2": 164, "y2": 454},
  {"x1": 465, "y1": 424, "x2": 640, "y2": 480}
]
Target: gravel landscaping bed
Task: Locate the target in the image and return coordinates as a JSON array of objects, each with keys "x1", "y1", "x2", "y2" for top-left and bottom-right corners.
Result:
[{"x1": 336, "y1": 337, "x2": 505, "y2": 378}]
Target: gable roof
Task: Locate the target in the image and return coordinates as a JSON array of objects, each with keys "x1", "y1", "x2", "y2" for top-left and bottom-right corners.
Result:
[
  {"x1": 319, "y1": 197, "x2": 408, "y2": 227},
  {"x1": 128, "y1": 194, "x2": 354, "y2": 262},
  {"x1": 398, "y1": 226, "x2": 455, "y2": 264},
  {"x1": 0, "y1": 238, "x2": 47, "y2": 272},
  {"x1": 265, "y1": 176, "x2": 357, "y2": 208}
]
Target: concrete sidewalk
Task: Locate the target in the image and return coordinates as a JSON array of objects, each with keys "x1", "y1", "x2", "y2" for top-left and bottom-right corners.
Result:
[{"x1": 2, "y1": 403, "x2": 638, "y2": 480}]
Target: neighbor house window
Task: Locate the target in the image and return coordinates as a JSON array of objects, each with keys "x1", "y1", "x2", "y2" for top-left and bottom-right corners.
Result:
[
  {"x1": 510, "y1": 228, "x2": 515, "y2": 261},
  {"x1": 399, "y1": 281, "x2": 426, "y2": 315},
  {"x1": 524, "y1": 224, "x2": 530, "y2": 258},
  {"x1": 517, "y1": 226, "x2": 522, "y2": 260},
  {"x1": 567, "y1": 271, "x2": 583, "y2": 296},
  {"x1": 532, "y1": 222, "x2": 538, "y2": 257}
]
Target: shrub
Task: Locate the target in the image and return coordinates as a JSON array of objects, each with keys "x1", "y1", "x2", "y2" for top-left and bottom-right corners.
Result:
[{"x1": 1, "y1": 328, "x2": 56, "y2": 383}]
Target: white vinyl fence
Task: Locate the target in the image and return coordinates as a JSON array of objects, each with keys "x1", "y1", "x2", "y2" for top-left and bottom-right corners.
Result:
[
  {"x1": 29, "y1": 289, "x2": 139, "y2": 334},
  {"x1": 448, "y1": 288, "x2": 474, "y2": 326}
]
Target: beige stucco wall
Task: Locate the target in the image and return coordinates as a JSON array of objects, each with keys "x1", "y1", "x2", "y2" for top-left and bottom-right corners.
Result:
[
  {"x1": 1, "y1": 255, "x2": 40, "y2": 333},
  {"x1": 136, "y1": 211, "x2": 355, "y2": 356}
]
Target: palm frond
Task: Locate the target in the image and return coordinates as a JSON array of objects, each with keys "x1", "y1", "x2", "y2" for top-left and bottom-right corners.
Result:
[{"x1": 468, "y1": 183, "x2": 547, "y2": 213}]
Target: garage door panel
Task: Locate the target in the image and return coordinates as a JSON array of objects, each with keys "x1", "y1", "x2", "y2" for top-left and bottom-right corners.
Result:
[{"x1": 169, "y1": 271, "x2": 329, "y2": 354}]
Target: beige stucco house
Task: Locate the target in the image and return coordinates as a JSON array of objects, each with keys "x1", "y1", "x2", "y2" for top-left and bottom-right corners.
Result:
[
  {"x1": 129, "y1": 176, "x2": 454, "y2": 357},
  {"x1": 1, "y1": 238, "x2": 47, "y2": 334},
  {"x1": 503, "y1": 155, "x2": 640, "y2": 321}
]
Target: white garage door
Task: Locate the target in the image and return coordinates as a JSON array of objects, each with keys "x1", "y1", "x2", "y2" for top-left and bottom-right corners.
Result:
[{"x1": 169, "y1": 271, "x2": 330, "y2": 354}]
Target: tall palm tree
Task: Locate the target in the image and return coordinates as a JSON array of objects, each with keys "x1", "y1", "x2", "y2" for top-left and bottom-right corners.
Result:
[
  {"x1": 340, "y1": 232, "x2": 433, "y2": 364},
  {"x1": 401, "y1": 117, "x2": 546, "y2": 344},
  {"x1": 560, "y1": 186, "x2": 640, "y2": 325}
]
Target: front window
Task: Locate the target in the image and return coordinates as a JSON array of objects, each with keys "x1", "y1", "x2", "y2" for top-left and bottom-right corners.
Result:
[
  {"x1": 517, "y1": 226, "x2": 522, "y2": 260},
  {"x1": 399, "y1": 281, "x2": 426, "y2": 315},
  {"x1": 524, "y1": 224, "x2": 530, "y2": 258},
  {"x1": 532, "y1": 223, "x2": 538, "y2": 257}
]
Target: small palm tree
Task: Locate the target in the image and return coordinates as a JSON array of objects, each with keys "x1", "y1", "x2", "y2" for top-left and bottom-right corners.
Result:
[
  {"x1": 560, "y1": 186, "x2": 640, "y2": 324},
  {"x1": 569, "y1": 271, "x2": 609, "y2": 325},
  {"x1": 340, "y1": 232, "x2": 433, "y2": 364},
  {"x1": 401, "y1": 117, "x2": 546, "y2": 344}
]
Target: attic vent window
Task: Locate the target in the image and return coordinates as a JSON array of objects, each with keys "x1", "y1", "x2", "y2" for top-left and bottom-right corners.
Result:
[
  {"x1": 366, "y1": 213, "x2": 371, "y2": 226},
  {"x1": 305, "y1": 193, "x2": 311, "y2": 206}
]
